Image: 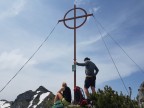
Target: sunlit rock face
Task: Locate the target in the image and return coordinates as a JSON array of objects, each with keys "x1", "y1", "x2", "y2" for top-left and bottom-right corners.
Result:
[{"x1": 0, "y1": 100, "x2": 11, "y2": 108}]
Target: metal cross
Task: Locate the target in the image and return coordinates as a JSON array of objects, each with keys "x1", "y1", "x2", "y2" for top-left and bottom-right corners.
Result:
[{"x1": 58, "y1": 5, "x2": 93, "y2": 89}]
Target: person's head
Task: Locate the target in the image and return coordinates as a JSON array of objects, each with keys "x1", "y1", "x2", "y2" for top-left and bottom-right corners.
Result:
[
  {"x1": 62, "y1": 82, "x2": 67, "y2": 88},
  {"x1": 84, "y1": 57, "x2": 90, "y2": 62}
]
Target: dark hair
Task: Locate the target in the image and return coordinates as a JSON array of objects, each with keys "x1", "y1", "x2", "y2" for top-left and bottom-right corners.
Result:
[{"x1": 84, "y1": 57, "x2": 90, "y2": 61}]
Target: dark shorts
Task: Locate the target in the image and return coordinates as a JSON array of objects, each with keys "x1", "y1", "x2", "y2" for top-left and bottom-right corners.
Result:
[{"x1": 84, "y1": 76, "x2": 96, "y2": 89}]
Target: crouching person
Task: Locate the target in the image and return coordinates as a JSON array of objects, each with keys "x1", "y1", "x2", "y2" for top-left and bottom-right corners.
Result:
[{"x1": 54, "y1": 82, "x2": 71, "y2": 106}]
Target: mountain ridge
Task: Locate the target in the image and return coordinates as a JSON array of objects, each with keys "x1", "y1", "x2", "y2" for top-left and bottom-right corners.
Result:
[{"x1": 0, "y1": 86, "x2": 55, "y2": 108}]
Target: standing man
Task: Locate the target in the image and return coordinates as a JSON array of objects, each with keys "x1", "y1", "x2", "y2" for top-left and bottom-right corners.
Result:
[{"x1": 75, "y1": 57, "x2": 99, "y2": 98}]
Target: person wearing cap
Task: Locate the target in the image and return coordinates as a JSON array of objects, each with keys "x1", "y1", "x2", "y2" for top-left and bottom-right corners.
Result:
[
  {"x1": 75, "y1": 57, "x2": 99, "y2": 98},
  {"x1": 54, "y1": 82, "x2": 72, "y2": 105}
]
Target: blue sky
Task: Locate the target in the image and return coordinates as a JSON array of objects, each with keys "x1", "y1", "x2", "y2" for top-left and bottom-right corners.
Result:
[{"x1": 0, "y1": 0, "x2": 144, "y2": 101}]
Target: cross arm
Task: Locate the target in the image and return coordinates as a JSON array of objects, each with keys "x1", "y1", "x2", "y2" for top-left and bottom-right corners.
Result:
[{"x1": 58, "y1": 14, "x2": 93, "y2": 23}]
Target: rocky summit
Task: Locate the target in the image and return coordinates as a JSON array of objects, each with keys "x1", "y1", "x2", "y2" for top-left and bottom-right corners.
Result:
[{"x1": 0, "y1": 86, "x2": 55, "y2": 108}]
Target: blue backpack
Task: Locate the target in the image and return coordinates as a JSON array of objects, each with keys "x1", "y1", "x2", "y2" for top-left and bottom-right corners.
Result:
[{"x1": 52, "y1": 100, "x2": 64, "y2": 108}]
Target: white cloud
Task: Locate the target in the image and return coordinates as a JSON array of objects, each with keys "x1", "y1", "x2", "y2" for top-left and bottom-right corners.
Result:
[
  {"x1": 96, "y1": 41, "x2": 144, "y2": 84},
  {"x1": 93, "y1": 7, "x2": 99, "y2": 12},
  {"x1": 96, "y1": 61, "x2": 136, "y2": 85},
  {"x1": 78, "y1": 35, "x2": 101, "y2": 47},
  {"x1": 0, "y1": 49, "x2": 36, "y2": 71},
  {"x1": 0, "y1": 0, "x2": 26, "y2": 20},
  {"x1": 89, "y1": 7, "x2": 100, "y2": 14},
  {"x1": 74, "y1": 0, "x2": 83, "y2": 5},
  {"x1": 87, "y1": 7, "x2": 100, "y2": 21}
]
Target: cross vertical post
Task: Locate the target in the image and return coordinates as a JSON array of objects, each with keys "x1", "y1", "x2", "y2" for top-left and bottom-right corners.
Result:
[{"x1": 74, "y1": 4, "x2": 76, "y2": 88}]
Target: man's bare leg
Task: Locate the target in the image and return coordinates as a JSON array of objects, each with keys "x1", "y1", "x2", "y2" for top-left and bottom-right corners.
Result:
[
  {"x1": 84, "y1": 87, "x2": 90, "y2": 99},
  {"x1": 54, "y1": 92, "x2": 63, "y2": 103},
  {"x1": 91, "y1": 86, "x2": 96, "y2": 94}
]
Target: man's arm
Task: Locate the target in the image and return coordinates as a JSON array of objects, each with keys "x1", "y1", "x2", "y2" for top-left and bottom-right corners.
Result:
[
  {"x1": 58, "y1": 87, "x2": 65, "y2": 93},
  {"x1": 76, "y1": 62, "x2": 86, "y2": 66},
  {"x1": 94, "y1": 66, "x2": 99, "y2": 75}
]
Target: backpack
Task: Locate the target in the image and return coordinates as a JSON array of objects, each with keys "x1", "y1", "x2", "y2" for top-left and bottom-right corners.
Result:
[
  {"x1": 52, "y1": 100, "x2": 64, "y2": 108},
  {"x1": 74, "y1": 86, "x2": 88, "y2": 106}
]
